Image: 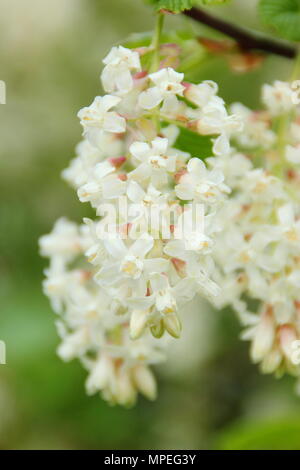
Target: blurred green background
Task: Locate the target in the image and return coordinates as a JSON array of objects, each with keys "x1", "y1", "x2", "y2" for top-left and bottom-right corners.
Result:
[{"x1": 1, "y1": 0, "x2": 300, "y2": 450}]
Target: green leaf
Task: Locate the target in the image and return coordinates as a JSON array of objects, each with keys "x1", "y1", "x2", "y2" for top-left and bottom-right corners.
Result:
[
  {"x1": 217, "y1": 416, "x2": 300, "y2": 450},
  {"x1": 156, "y1": 0, "x2": 194, "y2": 12},
  {"x1": 174, "y1": 127, "x2": 213, "y2": 159},
  {"x1": 259, "y1": 0, "x2": 300, "y2": 41},
  {"x1": 147, "y1": 0, "x2": 230, "y2": 11},
  {"x1": 201, "y1": 0, "x2": 230, "y2": 4}
]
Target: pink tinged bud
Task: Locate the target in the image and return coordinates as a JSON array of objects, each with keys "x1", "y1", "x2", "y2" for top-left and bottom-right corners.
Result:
[
  {"x1": 250, "y1": 307, "x2": 275, "y2": 363},
  {"x1": 176, "y1": 115, "x2": 189, "y2": 123},
  {"x1": 133, "y1": 70, "x2": 148, "y2": 80},
  {"x1": 132, "y1": 365, "x2": 157, "y2": 401},
  {"x1": 187, "y1": 120, "x2": 198, "y2": 132},
  {"x1": 118, "y1": 223, "x2": 131, "y2": 237},
  {"x1": 115, "y1": 132, "x2": 126, "y2": 139},
  {"x1": 79, "y1": 269, "x2": 93, "y2": 282},
  {"x1": 182, "y1": 81, "x2": 191, "y2": 91},
  {"x1": 184, "y1": 84, "x2": 199, "y2": 102},
  {"x1": 171, "y1": 257, "x2": 186, "y2": 276},
  {"x1": 279, "y1": 324, "x2": 297, "y2": 361},
  {"x1": 109, "y1": 156, "x2": 126, "y2": 168},
  {"x1": 287, "y1": 168, "x2": 297, "y2": 180},
  {"x1": 118, "y1": 173, "x2": 127, "y2": 181},
  {"x1": 174, "y1": 168, "x2": 187, "y2": 183}
]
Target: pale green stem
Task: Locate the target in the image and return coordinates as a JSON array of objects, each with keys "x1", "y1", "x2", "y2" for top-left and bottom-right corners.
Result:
[
  {"x1": 128, "y1": 114, "x2": 190, "y2": 131},
  {"x1": 290, "y1": 46, "x2": 300, "y2": 82},
  {"x1": 150, "y1": 13, "x2": 164, "y2": 74},
  {"x1": 149, "y1": 13, "x2": 165, "y2": 133}
]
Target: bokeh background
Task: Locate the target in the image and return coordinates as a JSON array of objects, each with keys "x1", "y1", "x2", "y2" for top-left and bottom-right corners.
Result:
[{"x1": 1, "y1": 0, "x2": 300, "y2": 450}]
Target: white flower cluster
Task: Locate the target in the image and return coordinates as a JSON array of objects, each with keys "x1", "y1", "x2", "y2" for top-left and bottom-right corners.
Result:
[
  {"x1": 211, "y1": 80, "x2": 300, "y2": 385},
  {"x1": 40, "y1": 45, "x2": 238, "y2": 406}
]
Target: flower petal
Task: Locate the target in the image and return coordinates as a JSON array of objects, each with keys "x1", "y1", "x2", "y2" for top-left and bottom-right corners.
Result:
[
  {"x1": 138, "y1": 87, "x2": 162, "y2": 110},
  {"x1": 103, "y1": 112, "x2": 126, "y2": 133}
]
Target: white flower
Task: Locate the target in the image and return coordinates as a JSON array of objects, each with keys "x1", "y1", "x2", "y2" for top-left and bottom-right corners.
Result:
[
  {"x1": 96, "y1": 234, "x2": 168, "y2": 286},
  {"x1": 175, "y1": 158, "x2": 227, "y2": 203},
  {"x1": 128, "y1": 273, "x2": 182, "y2": 338},
  {"x1": 42, "y1": 264, "x2": 70, "y2": 314},
  {"x1": 138, "y1": 68, "x2": 184, "y2": 110},
  {"x1": 77, "y1": 160, "x2": 126, "y2": 207},
  {"x1": 39, "y1": 218, "x2": 82, "y2": 259},
  {"x1": 41, "y1": 47, "x2": 234, "y2": 406},
  {"x1": 184, "y1": 80, "x2": 218, "y2": 107},
  {"x1": 262, "y1": 80, "x2": 296, "y2": 116},
  {"x1": 213, "y1": 133, "x2": 230, "y2": 156},
  {"x1": 101, "y1": 46, "x2": 141, "y2": 96},
  {"x1": 230, "y1": 103, "x2": 275, "y2": 149},
  {"x1": 62, "y1": 139, "x2": 104, "y2": 189},
  {"x1": 190, "y1": 95, "x2": 243, "y2": 136},
  {"x1": 57, "y1": 327, "x2": 90, "y2": 361},
  {"x1": 126, "y1": 181, "x2": 171, "y2": 236},
  {"x1": 129, "y1": 137, "x2": 176, "y2": 187},
  {"x1": 62, "y1": 136, "x2": 123, "y2": 189},
  {"x1": 207, "y1": 151, "x2": 252, "y2": 187},
  {"x1": 78, "y1": 95, "x2": 126, "y2": 144}
]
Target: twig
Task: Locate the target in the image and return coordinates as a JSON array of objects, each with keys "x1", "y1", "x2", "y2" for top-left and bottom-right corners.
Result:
[{"x1": 183, "y1": 7, "x2": 296, "y2": 59}]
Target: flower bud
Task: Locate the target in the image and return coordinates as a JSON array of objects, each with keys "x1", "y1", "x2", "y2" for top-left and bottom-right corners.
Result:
[
  {"x1": 261, "y1": 348, "x2": 282, "y2": 374},
  {"x1": 279, "y1": 324, "x2": 297, "y2": 362},
  {"x1": 250, "y1": 307, "x2": 274, "y2": 363},
  {"x1": 130, "y1": 309, "x2": 148, "y2": 339},
  {"x1": 116, "y1": 369, "x2": 136, "y2": 407},
  {"x1": 132, "y1": 365, "x2": 157, "y2": 401},
  {"x1": 163, "y1": 313, "x2": 181, "y2": 339}
]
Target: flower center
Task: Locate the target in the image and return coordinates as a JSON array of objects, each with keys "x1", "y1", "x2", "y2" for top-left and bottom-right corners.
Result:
[{"x1": 120, "y1": 255, "x2": 143, "y2": 279}]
